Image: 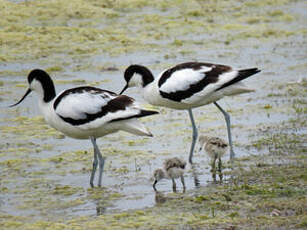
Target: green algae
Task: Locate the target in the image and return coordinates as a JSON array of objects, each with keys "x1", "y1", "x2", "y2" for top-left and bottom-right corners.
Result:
[
  {"x1": 243, "y1": 0, "x2": 291, "y2": 8},
  {"x1": 52, "y1": 185, "x2": 84, "y2": 196},
  {"x1": 1, "y1": 144, "x2": 306, "y2": 230},
  {"x1": 1, "y1": 116, "x2": 65, "y2": 140},
  {"x1": 0, "y1": 0, "x2": 302, "y2": 66},
  {"x1": 45, "y1": 66, "x2": 64, "y2": 73},
  {"x1": 55, "y1": 79, "x2": 87, "y2": 85},
  {"x1": 268, "y1": 10, "x2": 294, "y2": 22}
]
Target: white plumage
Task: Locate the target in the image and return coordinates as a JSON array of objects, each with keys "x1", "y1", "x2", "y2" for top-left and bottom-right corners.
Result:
[
  {"x1": 159, "y1": 67, "x2": 212, "y2": 94},
  {"x1": 120, "y1": 62, "x2": 261, "y2": 163},
  {"x1": 56, "y1": 91, "x2": 107, "y2": 120},
  {"x1": 10, "y1": 69, "x2": 158, "y2": 187}
]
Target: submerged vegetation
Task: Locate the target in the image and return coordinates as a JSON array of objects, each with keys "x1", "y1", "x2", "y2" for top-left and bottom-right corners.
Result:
[
  {"x1": 0, "y1": 0, "x2": 305, "y2": 64},
  {"x1": 0, "y1": 0, "x2": 306, "y2": 229},
  {"x1": 1, "y1": 114, "x2": 306, "y2": 228}
]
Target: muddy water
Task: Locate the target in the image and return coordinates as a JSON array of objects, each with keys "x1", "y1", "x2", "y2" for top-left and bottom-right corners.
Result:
[{"x1": 0, "y1": 0, "x2": 306, "y2": 222}]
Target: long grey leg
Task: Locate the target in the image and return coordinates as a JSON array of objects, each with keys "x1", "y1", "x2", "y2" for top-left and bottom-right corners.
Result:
[
  {"x1": 188, "y1": 109, "x2": 198, "y2": 164},
  {"x1": 90, "y1": 143, "x2": 98, "y2": 188},
  {"x1": 218, "y1": 157, "x2": 223, "y2": 182},
  {"x1": 214, "y1": 102, "x2": 235, "y2": 160},
  {"x1": 191, "y1": 164, "x2": 200, "y2": 188},
  {"x1": 90, "y1": 137, "x2": 106, "y2": 187},
  {"x1": 180, "y1": 175, "x2": 186, "y2": 193},
  {"x1": 172, "y1": 178, "x2": 177, "y2": 193},
  {"x1": 211, "y1": 156, "x2": 217, "y2": 182}
]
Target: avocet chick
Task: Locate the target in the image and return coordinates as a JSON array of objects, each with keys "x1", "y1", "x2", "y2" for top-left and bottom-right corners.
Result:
[
  {"x1": 199, "y1": 135, "x2": 228, "y2": 182},
  {"x1": 153, "y1": 157, "x2": 186, "y2": 192}
]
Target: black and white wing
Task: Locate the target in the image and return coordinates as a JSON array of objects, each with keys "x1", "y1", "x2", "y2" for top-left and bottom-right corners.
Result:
[
  {"x1": 53, "y1": 86, "x2": 157, "y2": 128},
  {"x1": 158, "y1": 62, "x2": 259, "y2": 104}
]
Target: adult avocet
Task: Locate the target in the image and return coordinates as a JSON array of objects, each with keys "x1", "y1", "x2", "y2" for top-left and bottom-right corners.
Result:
[
  {"x1": 10, "y1": 69, "x2": 158, "y2": 187},
  {"x1": 199, "y1": 135, "x2": 228, "y2": 182},
  {"x1": 153, "y1": 157, "x2": 186, "y2": 192},
  {"x1": 120, "y1": 62, "x2": 261, "y2": 163}
]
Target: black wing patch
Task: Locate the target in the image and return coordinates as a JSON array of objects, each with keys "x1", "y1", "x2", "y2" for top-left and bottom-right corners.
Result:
[
  {"x1": 109, "y1": 109, "x2": 159, "y2": 122},
  {"x1": 159, "y1": 62, "x2": 232, "y2": 102},
  {"x1": 56, "y1": 88, "x2": 134, "y2": 126},
  {"x1": 215, "y1": 68, "x2": 260, "y2": 91}
]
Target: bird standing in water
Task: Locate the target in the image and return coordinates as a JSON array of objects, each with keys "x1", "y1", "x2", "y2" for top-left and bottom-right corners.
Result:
[
  {"x1": 120, "y1": 62, "x2": 260, "y2": 163},
  {"x1": 199, "y1": 135, "x2": 228, "y2": 182},
  {"x1": 153, "y1": 157, "x2": 186, "y2": 192},
  {"x1": 10, "y1": 69, "x2": 158, "y2": 187}
]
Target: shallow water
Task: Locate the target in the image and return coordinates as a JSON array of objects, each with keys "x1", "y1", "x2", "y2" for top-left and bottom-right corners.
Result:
[{"x1": 0, "y1": 0, "x2": 306, "y2": 222}]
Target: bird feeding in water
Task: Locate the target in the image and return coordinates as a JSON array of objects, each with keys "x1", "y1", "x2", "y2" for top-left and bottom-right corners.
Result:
[
  {"x1": 199, "y1": 135, "x2": 228, "y2": 182},
  {"x1": 10, "y1": 69, "x2": 159, "y2": 187},
  {"x1": 120, "y1": 62, "x2": 261, "y2": 163},
  {"x1": 153, "y1": 157, "x2": 186, "y2": 192}
]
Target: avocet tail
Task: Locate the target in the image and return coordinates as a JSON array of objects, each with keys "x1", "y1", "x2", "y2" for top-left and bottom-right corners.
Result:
[
  {"x1": 114, "y1": 109, "x2": 158, "y2": 136},
  {"x1": 217, "y1": 68, "x2": 261, "y2": 91},
  {"x1": 120, "y1": 118, "x2": 154, "y2": 137}
]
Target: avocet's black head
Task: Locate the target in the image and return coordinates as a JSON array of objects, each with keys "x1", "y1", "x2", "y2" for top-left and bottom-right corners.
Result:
[
  {"x1": 119, "y1": 65, "x2": 154, "y2": 95},
  {"x1": 10, "y1": 69, "x2": 56, "y2": 107}
]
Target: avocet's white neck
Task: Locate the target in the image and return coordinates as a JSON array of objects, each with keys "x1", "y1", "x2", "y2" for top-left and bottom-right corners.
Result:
[
  {"x1": 128, "y1": 73, "x2": 144, "y2": 88},
  {"x1": 125, "y1": 65, "x2": 155, "y2": 88},
  {"x1": 142, "y1": 79, "x2": 163, "y2": 107},
  {"x1": 30, "y1": 77, "x2": 57, "y2": 125},
  {"x1": 30, "y1": 78, "x2": 45, "y2": 101}
]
